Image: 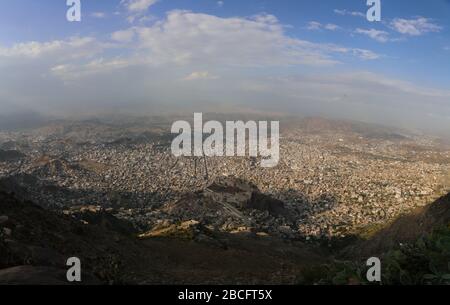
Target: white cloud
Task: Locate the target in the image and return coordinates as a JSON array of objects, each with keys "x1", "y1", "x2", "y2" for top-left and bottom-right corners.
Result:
[
  {"x1": 334, "y1": 9, "x2": 365, "y2": 18},
  {"x1": 122, "y1": 0, "x2": 158, "y2": 13},
  {"x1": 133, "y1": 11, "x2": 376, "y2": 67},
  {"x1": 121, "y1": 0, "x2": 159, "y2": 23},
  {"x1": 324, "y1": 24, "x2": 340, "y2": 31},
  {"x1": 183, "y1": 71, "x2": 219, "y2": 81},
  {"x1": 111, "y1": 29, "x2": 136, "y2": 43},
  {"x1": 0, "y1": 11, "x2": 399, "y2": 123},
  {"x1": 351, "y1": 49, "x2": 380, "y2": 60},
  {"x1": 307, "y1": 21, "x2": 340, "y2": 31},
  {"x1": 355, "y1": 28, "x2": 390, "y2": 43},
  {"x1": 134, "y1": 12, "x2": 335, "y2": 66},
  {"x1": 0, "y1": 37, "x2": 104, "y2": 59},
  {"x1": 307, "y1": 21, "x2": 321, "y2": 30},
  {"x1": 390, "y1": 17, "x2": 442, "y2": 36},
  {"x1": 0, "y1": 9, "x2": 382, "y2": 114},
  {"x1": 51, "y1": 58, "x2": 133, "y2": 80},
  {"x1": 0, "y1": 11, "x2": 379, "y2": 75}
]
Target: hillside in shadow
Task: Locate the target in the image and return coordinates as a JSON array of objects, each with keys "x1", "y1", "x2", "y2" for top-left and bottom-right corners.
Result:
[{"x1": 0, "y1": 177, "x2": 448, "y2": 285}]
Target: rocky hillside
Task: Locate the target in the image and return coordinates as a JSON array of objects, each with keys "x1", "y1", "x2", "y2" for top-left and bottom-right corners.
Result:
[
  {"x1": 0, "y1": 188, "x2": 327, "y2": 285},
  {"x1": 345, "y1": 191, "x2": 450, "y2": 258},
  {"x1": 128, "y1": 176, "x2": 301, "y2": 239},
  {"x1": 0, "y1": 190, "x2": 143, "y2": 284},
  {"x1": 0, "y1": 176, "x2": 448, "y2": 285}
]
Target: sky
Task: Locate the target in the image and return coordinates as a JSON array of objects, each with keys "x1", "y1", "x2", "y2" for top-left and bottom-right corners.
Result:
[{"x1": 0, "y1": 0, "x2": 449, "y2": 133}]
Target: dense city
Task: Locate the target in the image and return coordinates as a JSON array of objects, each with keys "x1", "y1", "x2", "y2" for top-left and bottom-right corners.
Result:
[{"x1": 1, "y1": 116, "x2": 449, "y2": 241}]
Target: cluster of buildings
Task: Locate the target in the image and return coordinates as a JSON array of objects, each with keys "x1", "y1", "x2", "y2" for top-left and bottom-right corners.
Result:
[{"x1": 1, "y1": 119, "x2": 449, "y2": 239}]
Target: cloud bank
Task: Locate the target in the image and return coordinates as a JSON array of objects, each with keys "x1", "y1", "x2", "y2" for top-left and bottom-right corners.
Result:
[{"x1": 0, "y1": 10, "x2": 448, "y2": 134}]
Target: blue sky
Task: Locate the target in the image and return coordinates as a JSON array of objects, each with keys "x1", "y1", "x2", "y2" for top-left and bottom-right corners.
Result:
[
  {"x1": 0, "y1": 0, "x2": 449, "y2": 132},
  {"x1": 0, "y1": 0, "x2": 449, "y2": 86}
]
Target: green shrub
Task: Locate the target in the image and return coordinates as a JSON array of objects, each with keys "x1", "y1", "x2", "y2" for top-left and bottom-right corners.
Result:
[{"x1": 300, "y1": 225, "x2": 450, "y2": 285}]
